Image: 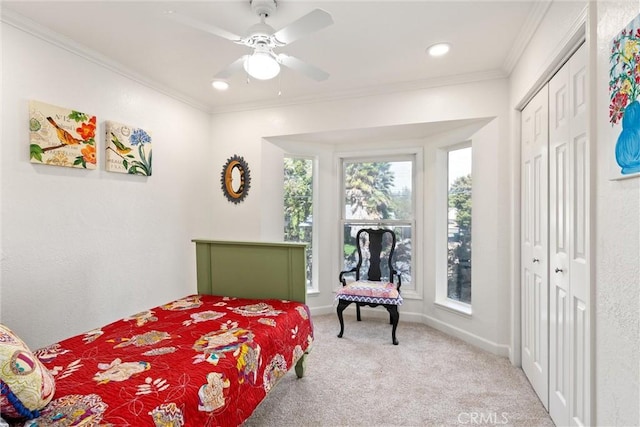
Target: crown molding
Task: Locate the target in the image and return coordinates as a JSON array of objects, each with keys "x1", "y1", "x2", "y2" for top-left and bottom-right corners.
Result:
[
  {"x1": 210, "y1": 69, "x2": 509, "y2": 115},
  {"x1": 1, "y1": 8, "x2": 212, "y2": 113},
  {"x1": 502, "y1": 0, "x2": 553, "y2": 74},
  {"x1": 514, "y1": 3, "x2": 587, "y2": 110},
  {"x1": 2, "y1": 7, "x2": 511, "y2": 117}
]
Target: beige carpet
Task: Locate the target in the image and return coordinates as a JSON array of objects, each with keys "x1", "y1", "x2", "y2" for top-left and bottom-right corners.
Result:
[{"x1": 244, "y1": 313, "x2": 554, "y2": 427}]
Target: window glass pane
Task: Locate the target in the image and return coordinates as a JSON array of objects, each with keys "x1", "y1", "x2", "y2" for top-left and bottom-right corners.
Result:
[
  {"x1": 344, "y1": 161, "x2": 412, "y2": 220},
  {"x1": 342, "y1": 159, "x2": 413, "y2": 287},
  {"x1": 284, "y1": 157, "x2": 313, "y2": 288},
  {"x1": 447, "y1": 147, "x2": 472, "y2": 303},
  {"x1": 343, "y1": 223, "x2": 412, "y2": 285}
]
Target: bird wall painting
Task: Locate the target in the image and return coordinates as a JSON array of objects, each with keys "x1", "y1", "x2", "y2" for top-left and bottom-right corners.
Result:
[
  {"x1": 29, "y1": 100, "x2": 97, "y2": 169},
  {"x1": 105, "y1": 120, "x2": 152, "y2": 176}
]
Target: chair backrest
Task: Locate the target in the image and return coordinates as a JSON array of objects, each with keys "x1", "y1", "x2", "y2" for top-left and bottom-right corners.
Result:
[{"x1": 353, "y1": 228, "x2": 400, "y2": 285}]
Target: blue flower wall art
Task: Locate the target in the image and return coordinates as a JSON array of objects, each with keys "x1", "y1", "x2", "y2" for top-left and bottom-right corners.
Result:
[
  {"x1": 105, "y1": 121, "x2": 152, "y2": 176},
  {"x1": 610, "y1": 13, "x2": 640, "y2": 178}
]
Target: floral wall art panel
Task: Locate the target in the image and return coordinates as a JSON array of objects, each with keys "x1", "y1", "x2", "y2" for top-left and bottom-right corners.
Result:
[
  {"x1": 105, "y1": 121, "x2": 152, "y2": 176},
  {"x1": 29, "y1": 100, "x2": 97, "y2": 169},
  {"x1": 609, "y1": 12, "x2": 640, "y2": 180}
]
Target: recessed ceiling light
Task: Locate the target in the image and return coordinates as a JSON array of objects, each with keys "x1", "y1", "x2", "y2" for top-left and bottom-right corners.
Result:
[
  {"x1": 211, "y1": 80, "x2": 229, "y2": 91},
  {"x1": 427, "y1": 43, "x2": 451, "y2": 57}
]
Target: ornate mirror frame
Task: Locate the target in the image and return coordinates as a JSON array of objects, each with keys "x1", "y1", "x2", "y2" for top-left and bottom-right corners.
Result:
[{"x1": 220, "y1": 155, "x2": 251, "y2": 204}]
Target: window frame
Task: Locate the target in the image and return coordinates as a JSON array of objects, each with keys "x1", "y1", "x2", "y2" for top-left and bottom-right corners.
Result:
[
  {"x1": 283, "y1": 154, "x2": 319, "y2": 293},
  {"x1": 337, "y1": 148, "x2": 422, "y2": 297},
  {"x1": 435, "y1": 142, "x2": 473, "y2": 315}
]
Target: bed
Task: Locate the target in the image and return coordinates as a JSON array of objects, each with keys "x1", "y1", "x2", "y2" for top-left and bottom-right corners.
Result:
[{"x1": 3, "y1": 240, "x2": 311, "y2": 427}]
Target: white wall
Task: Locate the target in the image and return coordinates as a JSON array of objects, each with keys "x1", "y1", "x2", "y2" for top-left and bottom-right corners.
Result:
[
  {"x1": 510, "y1": 1, "x2": 588, "y2": 107},
  {"x1": 210, "y1": 78, "x2": 513, "y2": 354},
  {"x1": 509, "y1": 1, "x2": 640, "y2": 424},
  {"x1": 0, "y1": 23, "x2": 215, "y2": 349},
  {"x1": 595, "y1": 2, "x2": 640, "y2": 425},
  {"x1": 422, "y1": 117, "x2": 511, "y2": 354}
]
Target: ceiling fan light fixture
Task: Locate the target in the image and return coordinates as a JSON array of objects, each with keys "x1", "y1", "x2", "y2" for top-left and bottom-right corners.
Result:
[
  {"x1": 427, "y1": 42, "x2": 451, "y2": 57},
  {"x1": 244, "y1": 51, "x2": 280, "y2": 80}
]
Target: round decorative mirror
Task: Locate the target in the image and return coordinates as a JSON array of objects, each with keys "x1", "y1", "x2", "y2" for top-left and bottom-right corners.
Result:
[{"x1": 221, "y1": 155, "x2": 251, "y2": 204}]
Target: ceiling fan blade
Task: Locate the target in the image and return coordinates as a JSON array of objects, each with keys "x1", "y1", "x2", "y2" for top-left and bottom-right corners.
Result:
[
  {"x1": 279, "y1": 54, "x2": 329, "y2": 81},
  {"x1": 166, "y1": 11, "x2": 243, "y2": 43},
  {"x1": 273, "y1": 9, "x2": 333, "y2": 45},
  {"x1": 214, "y1": 56, "x2": 249, "y2": 79}
]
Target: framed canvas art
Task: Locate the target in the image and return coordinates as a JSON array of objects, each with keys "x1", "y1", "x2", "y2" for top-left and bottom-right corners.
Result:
[
  {"x1": 609, "y1": 12, "x2": 640, "y2": 180},
  {"x1": 105, "y1": 120, "x2": 152, "y2": 176},
  {"x1": 29, "y1": 100, "x2": 97, "y2": 169}
]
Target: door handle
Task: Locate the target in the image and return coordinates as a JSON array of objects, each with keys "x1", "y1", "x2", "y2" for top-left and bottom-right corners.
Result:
[
  {"x1": 532, "y1": 258, "x2": 540, "y2": 263},
  {"x1": 555, "y1": 268, "x2": 563, "y2": 273}
]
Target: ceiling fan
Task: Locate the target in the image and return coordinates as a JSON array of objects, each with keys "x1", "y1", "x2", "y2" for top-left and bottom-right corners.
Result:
[{"x1": 167, "y1": 0, "x2": 334, "y2": 82}]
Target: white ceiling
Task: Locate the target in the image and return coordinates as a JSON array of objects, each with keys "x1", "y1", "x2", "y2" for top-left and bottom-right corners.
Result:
[{"x1": 2, "y1": 1, "x2": 546, "y2": 114}]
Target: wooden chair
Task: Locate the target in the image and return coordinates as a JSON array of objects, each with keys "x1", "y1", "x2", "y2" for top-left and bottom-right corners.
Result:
[{"x1": 336, "y1": 228, "x2": 402, "y2": 345}]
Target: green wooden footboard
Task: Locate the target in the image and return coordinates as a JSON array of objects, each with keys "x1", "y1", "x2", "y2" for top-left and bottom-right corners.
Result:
[{"x1": 192, "y1": 239, "x2": 307, "y2": 303}]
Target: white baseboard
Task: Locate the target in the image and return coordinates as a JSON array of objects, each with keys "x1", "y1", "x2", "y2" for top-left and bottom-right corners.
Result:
[
  {"x1": 420, "y1": 314, "x2": 511, "y2": 357},
  {"x1": 309, "y1": 305, "x2": 335, "y2": 316},
  {"x1": 310, "y1": 304, "x2": 511, "y2": 358}
]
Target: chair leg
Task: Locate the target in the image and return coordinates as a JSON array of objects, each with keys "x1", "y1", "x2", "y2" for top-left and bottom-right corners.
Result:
[
  {"x1": 356, "y1": 303, "x2": 362, "y2": 321},
  {"x1": 336, "y1": 299, "x2": 351, "y2": 338},
  {"x1": 386, "y1": 305, "x2": 400, "y2": 345}
]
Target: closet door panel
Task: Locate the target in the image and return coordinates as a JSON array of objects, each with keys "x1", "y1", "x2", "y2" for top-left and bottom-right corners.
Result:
[
  {"x1": 549, "y1": 42, "x2": 590, "y2": 427},
  {"x1": 568, "y1": 43, "x2": 590, "y2": 427},
  {"x1": 521, "y1": 86, "x2": 549, "y2": 409},
  {"x1": 549, "y1": 63, "x2": 571, "y2": 425}
]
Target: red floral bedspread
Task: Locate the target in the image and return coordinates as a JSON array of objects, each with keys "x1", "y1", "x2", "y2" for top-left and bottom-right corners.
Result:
[{"x1": 23, "y1": 295, "x2": 313, "y2": 427}]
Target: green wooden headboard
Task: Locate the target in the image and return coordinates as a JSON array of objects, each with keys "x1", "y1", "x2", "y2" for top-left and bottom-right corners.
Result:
[{"x1": 192, "y1": 239, "x2": 307, "y2": 304}]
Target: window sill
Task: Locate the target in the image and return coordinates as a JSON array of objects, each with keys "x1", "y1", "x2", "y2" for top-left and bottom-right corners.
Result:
[
  {"x1": 399, "y1": 289, "x2": 422, "y2": 300},
  {"x1": 435, "y1": 299, "x2": 472, "y2": 317}
]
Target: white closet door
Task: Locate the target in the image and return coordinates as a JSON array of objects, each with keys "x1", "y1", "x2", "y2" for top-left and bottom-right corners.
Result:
[
  {"x1": 549, "y1": 42, "x2": 590, "y2": 427},
  {"x1": 567, "y1": 42, "x2": 590, "y2": 427},
  {"x1": 521, "y1": 85, "x2": 549, "y2": 409},
  {"x1": 549, "y1": 52, "x2": 571, "y2": 426},
  {"x1": 523, "y1": 42, "x2": 591, "y2": 424}
]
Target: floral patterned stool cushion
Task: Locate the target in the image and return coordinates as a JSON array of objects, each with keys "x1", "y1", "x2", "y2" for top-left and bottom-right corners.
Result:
[{"x1": 336, "y1": 280, "x2": 403, "y2": 305}]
